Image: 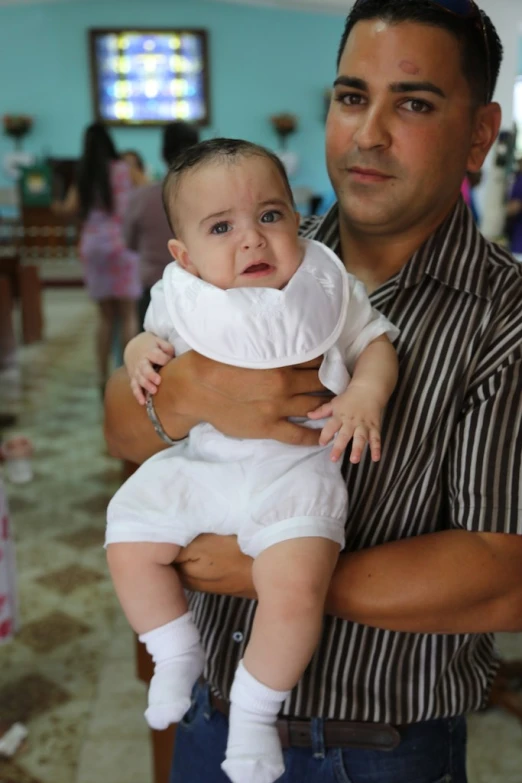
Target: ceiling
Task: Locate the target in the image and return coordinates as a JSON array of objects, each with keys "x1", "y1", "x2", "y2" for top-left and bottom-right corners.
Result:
[{"x1": 0, "y1": 0, "x2": 351, "y2": 12}]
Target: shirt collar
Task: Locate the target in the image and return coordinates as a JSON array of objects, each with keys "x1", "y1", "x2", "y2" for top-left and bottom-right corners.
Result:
[{"x1": 312, "y1": 198, "x2": 491, "y2": 301}]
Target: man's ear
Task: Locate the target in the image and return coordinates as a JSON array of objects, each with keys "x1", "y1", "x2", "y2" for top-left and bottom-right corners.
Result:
[
  {"x1": 467, "y1": 102, "x2": 502, "y2": 172},
  {"x1": 168, "y1": 239, "x2": 198, "y2": 275},
  {"x1": 294, "y1": 211, "x2": 301, "y2": 229}
]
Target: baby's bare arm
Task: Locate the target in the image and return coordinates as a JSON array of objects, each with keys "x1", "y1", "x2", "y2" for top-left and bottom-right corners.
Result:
[
  {"x1": 309, "y1": 336, "x2": 398, "y2": 463},
  {"x1": 349, "y1": 335, "x2": 398, "y2": 407}
]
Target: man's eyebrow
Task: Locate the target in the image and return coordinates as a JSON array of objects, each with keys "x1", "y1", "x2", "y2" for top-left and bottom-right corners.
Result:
[
  {"x1": 390, "y1": 81, "x2": 446, "y2": 98},
  {"x1": 333, "y1": 75, "x2": 446, "y2": 99},
  {"x1": 333, "y1": 76, "x2": 368, "y2": 91}
]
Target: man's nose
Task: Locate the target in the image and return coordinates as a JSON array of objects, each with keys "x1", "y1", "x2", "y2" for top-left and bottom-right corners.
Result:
[{"x1": 352, "y1": 105, "x2": 391, "y2": 151}]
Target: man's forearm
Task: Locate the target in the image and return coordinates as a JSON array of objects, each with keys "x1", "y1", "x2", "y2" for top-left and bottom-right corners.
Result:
[
  {"x1": 177, "y1": 529, "x2": 522, "y2": 634},
  {"x1": 327, "y1": 530, "x2": 522, "y2": 634},
  {"x1": 104, "y1": 366, "x2": 196, "y2": 463}
]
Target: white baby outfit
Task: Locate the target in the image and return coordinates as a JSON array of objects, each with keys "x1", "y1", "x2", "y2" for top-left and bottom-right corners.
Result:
[
  {"x1": 106, "y1": 239, "x2": 398, "y2": 556},
  {"x1": 106, "y1": 238, "x2": 398, "y2": 783}
]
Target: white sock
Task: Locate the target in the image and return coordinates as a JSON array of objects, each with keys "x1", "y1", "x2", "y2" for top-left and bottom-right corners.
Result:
[
  {"x1": 139, "y1": 612, "x2": 205, "y2": 730},
  {"x1": 221, "y1": 661, "x2": 290, "y2": 783}
]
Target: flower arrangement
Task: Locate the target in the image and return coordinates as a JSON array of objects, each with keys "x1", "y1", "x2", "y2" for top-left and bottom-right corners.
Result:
[
  {"x1": 270, "y1": 113, "x2": 298, "y2": 149},
  {"x1": 3, "y1": 115, "x2": 33, "y2": 147}
]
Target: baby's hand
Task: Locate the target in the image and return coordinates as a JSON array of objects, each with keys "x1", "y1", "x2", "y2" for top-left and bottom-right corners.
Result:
[
  {"x1": 124, "y1": 332, "x2": 175, "y2": 405},
  {"x1": 308, "y1": 385, "x2": 383, "y2": 464}
]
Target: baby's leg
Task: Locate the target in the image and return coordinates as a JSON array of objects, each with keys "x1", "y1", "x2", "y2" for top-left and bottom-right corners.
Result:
[
  {"x1": 222, "y1": 538, "x2": 339, "y2": 783},
  {"x1": 107, "y1": 542, "x2": 205, "y2": 729}
]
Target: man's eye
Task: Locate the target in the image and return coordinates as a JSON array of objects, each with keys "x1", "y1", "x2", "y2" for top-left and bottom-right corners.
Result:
[
  {"x1": 261, "y1": 210, "x2": 282, "y2": 223},
  {"x1": 211, "y1": 222, "x2": 230, "y2": 235},
  {"x1": 336, "y1": 93, "x2": 365, "y2": 106},
  {"x1": 402, "y1": 99, "x2": 432, "y2": 114}
]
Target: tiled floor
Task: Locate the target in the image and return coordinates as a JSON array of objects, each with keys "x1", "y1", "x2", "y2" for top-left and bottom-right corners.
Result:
[
  {"x1": 0, "y1": 287, "x2": 521, "y2": 783},
  {"x1": 0, "y1": 289, "x2": 152, "y2": 783}
]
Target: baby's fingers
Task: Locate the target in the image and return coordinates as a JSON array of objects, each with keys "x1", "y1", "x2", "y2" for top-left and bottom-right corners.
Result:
[
  {"x1": 136, "y1": 367, "x2": 160, "y2": 396},
  {"x1": 156, "y1": 338, "x2": 175, "y2": 357},
  {"x1": 150, "y1": 347, "x2": 173, "y2": 366},
  {"x1": 330, "y1": 424, "x2": 355, "y2": 463},
  {"x1": 319, "y1": 418, "x2": 341, "y2": 448},
  {"x1": 308, "y1": 401, "x2": 334, "y2": 420},
  {"x1": 349, "y1": 425, "x2": 371, "y2": 464},
  {"x1": 369, "y1": 428, "x2": 382, "y2": 462},
  {"x1": 131, "y1": 378, "x2": 146, "y2": 406},
  {"x1": 139, "y1": 359, "x2": 161, "y2": 386}
]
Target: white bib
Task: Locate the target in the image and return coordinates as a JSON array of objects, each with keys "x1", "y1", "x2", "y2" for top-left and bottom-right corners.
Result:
[{"x1": 162, "y1": 239, "x2": 349, "y2": 369}]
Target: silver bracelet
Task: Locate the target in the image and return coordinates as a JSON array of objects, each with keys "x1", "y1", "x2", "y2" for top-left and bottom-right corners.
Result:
[{"x1": 145, "y1": 392, "x2": 180, "y2": 446}]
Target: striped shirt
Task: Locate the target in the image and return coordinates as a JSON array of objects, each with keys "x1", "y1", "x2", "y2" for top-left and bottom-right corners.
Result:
[{"x1": 189, "y1": 199, "x2": 522, "y2": 723}]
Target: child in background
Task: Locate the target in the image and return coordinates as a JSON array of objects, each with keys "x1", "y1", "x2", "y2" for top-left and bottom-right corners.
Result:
[{"x1": 106, "y1": 138, "x2": 399, "y2": 783}]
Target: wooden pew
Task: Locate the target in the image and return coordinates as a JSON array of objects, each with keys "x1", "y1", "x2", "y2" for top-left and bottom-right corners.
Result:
[
  {"x1": 18, "y1": 264, "x2": 43, "y2": 344},
  {"x1": 0, "y1": 275, "x2": 16, "y2": 369}
]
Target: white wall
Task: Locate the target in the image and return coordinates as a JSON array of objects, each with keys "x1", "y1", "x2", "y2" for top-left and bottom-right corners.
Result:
[{"x1": 479, "y1": 0, "x2": 522, "y2": 127}]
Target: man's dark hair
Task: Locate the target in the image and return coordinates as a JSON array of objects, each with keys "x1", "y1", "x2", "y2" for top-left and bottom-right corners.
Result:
[
  {"x1": 162, "y1": 137, "x2": 294, "y2": 235},
  {"x1": 337, "y1": 0, "x2": 503, "y2": 106},
  {"x1": 162, "y1": 121, "x2": 200, "y2": 167}
]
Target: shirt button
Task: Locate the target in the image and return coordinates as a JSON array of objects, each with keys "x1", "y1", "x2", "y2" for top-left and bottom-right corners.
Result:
[{"x1": 232, "y1": 631, "x2": 244, "y2": 643}]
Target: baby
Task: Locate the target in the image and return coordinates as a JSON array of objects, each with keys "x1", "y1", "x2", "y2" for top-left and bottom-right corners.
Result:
[{"x1": 106, "y1": 138, "x2": 399, "y2": 783}]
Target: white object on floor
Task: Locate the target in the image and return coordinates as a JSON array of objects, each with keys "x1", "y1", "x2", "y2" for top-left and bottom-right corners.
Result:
[
  {"x1": 0, "y1": 723, "x2": 28, "y2": 757},
  {"x1": 2, "y1": 436, "x2": 34, "y2": 484}
]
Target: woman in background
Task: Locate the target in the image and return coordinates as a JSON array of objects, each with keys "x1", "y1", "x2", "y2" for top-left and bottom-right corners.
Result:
[
  {"x1": 122, "y1": 150, "x2": 150, "y2": 188},
  {"x1": 53, "y1": 123, "x2": 141, "y2": 393},
  {"x1": 123, "y1": 121, "x2": 199, "y2": 325}
]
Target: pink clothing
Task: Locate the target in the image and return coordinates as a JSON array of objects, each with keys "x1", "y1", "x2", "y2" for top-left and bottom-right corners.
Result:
[
  {"x1": 460, "y1": 177, "x2": 471, "y2": 206},
  {"x1": 124, "y1": 182, "x2": 173, "y2": 289},
  {"x1": 80, "y1": 160, "x2": 142, "y2": 301},
  {"x1": 0, "y1": 479, "x2": 18, "y2": 645}
]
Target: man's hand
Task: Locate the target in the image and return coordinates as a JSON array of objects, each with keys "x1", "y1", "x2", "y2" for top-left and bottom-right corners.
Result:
[
  {"x1": 104, "y1": 350, "x2": 330, "y2": 463},
  {"x1": 162, "y1": 351, "x2": 330, "y2": 447},
  {"x1": 175, "y1": 535, "x2": 255, "y2": 598}
]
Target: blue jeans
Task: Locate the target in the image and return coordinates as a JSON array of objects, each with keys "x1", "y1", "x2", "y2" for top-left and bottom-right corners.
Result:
[{"x1": 170, "y1": 682, "x2": 468, "y2": 783}]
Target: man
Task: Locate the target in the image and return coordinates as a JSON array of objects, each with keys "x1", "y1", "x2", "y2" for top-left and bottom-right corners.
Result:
[
  {"x1": 105, "y1": 2, "x2": 522, "y2": 781},
  {"x1": 123, "y1": 122, "x2": 200, "y2": 326}
]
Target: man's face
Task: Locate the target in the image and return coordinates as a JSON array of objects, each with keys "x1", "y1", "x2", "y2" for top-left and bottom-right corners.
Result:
[{"x1": 326, "y1": 20, "x2": 482, "y2": 235}]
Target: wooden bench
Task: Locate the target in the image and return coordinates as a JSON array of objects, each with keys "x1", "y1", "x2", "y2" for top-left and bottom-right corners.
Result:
[
  {"x1": 0, "y1": 275, "x2": 16, "y2": 369},
  {"x1": 0, "y1": 254, "x2": 44, "y2": 344}
]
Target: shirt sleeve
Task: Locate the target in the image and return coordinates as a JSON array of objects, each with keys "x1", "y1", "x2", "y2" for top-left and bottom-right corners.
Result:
[
  {"x1": 446, "y1": 284, "x2": 522, "y2": 535},
  {"x1": 143, "y1": 279, "x2": 178, "y2": 343},
  {"x1": 337, "y1": 275, "x2": 400, "y2": 373}
]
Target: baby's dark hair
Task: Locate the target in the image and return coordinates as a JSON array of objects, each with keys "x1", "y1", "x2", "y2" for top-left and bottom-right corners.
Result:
[{"x1": 162, "y1": 137, "x2": 294, "y2": 236}]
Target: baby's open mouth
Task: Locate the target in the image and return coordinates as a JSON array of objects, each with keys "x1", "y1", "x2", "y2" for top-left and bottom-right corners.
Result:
[{"x1": 243, "y1": 263, "x2": 273, "y2": 275}]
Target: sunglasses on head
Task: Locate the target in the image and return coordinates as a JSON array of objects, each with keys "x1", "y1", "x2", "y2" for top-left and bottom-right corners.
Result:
[{"x1": 352, "y1": 0, "x2": 492, "y2": 104}]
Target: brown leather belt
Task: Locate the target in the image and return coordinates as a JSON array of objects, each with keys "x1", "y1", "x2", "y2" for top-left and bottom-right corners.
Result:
[{"x1": 208, "y1": 690, "x2": 402, "y2": 752}]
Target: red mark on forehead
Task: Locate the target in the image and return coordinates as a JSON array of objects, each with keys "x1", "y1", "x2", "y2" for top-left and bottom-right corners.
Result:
[{"x1": 399, "y1": 60, "x2": 420, "y2": 75}]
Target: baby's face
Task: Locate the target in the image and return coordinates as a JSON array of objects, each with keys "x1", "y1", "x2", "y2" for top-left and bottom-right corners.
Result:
[{"x1": 168, "y1": 156, "x2": 302, "y2": 290}]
